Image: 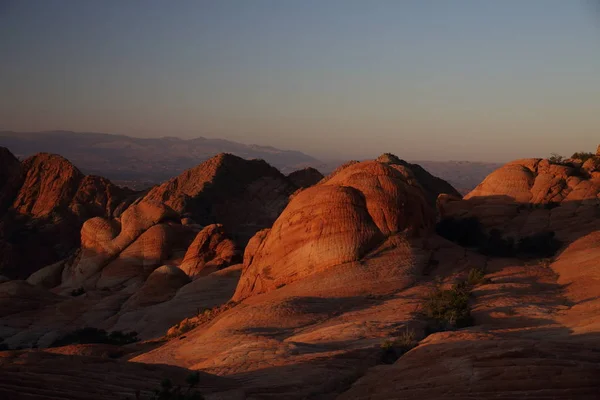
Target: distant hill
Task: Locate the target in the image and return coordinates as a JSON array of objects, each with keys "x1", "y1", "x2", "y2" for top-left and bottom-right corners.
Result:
[
  {"x1": 0, "y1": 131, "x2": 321, "y2": 189},
  {"x1": 0, "y1": 131, "x2": 501, "y2": 192}
]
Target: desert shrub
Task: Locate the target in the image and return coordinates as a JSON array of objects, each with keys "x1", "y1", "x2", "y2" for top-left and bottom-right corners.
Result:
[
  {"x1": 70, "y1": 287, "x2": 85, "y2": 297},
  {"x1": 380, "y1": 328, "x2": 418, "y2": 364},
  {"x1": 424, "y1": 281, "x2": 473, "y2": 333},
  {"x1": 148, "y1": 373, "x2": 204, "y2": 400},
  {"x1": 571, "y1": 152, "x2": 595, "y2": 162},
  {"x1": 466, "y1": 267, "x2": 490, "y2": 286},
  {"x1": 549, "y1": 153, "x2": 564, "y2": 164},
  {"x1": 517, "y1": 231, "x2": 561, "y2": 258},
  {"x1": 50, "y1": 327, "x2": 139, "y2": 347},
  {"x1": 166, "y1": 302, "x2": 237, "y2": 339}
]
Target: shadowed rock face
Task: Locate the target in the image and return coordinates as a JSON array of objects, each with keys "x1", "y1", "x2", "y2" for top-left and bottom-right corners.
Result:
[
  {"x1": 286, "y1": 167, "x2": 324, "y2": 188},
  {"x1": 0, "y1": 147, "x2": 23, "y2": 216},
  {"x1": 439, "y1": 157, "x2": 600, "y2": 242},
  {"x1": 0, "y1": 351, "x2": 243, "y2": 400},
  {"x1": 142, "y1": 153, "x2": 296, "y2": 245},
  {"x1": 233, "y1": 160, "x2": 434, "y2": 301},
  {"x1": 0, "y1": 150, "x2": 140, "y2": 279}
]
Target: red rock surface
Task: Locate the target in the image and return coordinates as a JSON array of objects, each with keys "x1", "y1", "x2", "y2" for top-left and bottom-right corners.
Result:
[
  {"x1": 376, "y1": 153, "x2": 462, "y2": 206},
  {"x1": 0, "y1": 151, "x2": 141, "y2": 279},
  {"x1": 180, "y1": 224, "x2": 240, "y2": 279},
  {"x1": 286, "y1": 167, "x2": 324, "y2": 188},
  {"x1": 439, "y1": 157, "x2": 600, "y2": 242},
  {"x1": 0, "y1": 350, "x2": 244, "y2": 400},
  {"x1": 3, "y1": 150, "x2": 600, "y2": 399},
  {"x1": 142, "y1": 153, "x2": 296, "y2": 245},
  {"x1": 233, "y1": 160, "x2": 434, "y2": 301}
]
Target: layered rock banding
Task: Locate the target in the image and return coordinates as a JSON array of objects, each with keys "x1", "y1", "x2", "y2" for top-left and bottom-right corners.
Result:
[{"x1": 233, "y1": 159, "x2": 436, "y2": 300}]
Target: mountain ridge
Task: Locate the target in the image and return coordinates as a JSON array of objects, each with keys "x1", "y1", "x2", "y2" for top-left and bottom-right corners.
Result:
[{"x1": 0, "y1": 131, "x2": 503, "y2": 192}]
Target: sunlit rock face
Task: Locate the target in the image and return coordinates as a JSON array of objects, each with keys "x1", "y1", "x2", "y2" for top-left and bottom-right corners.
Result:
[
  {"x1": 233, "y1": 160, "x2": 435, "y2": 301},
  {"x1": 439, "y1": 157, "x2": 600, "y2": 242}
]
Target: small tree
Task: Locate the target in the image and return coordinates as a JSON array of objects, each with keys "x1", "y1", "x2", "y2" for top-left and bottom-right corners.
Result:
[
  {"x1": 571, "y1": 152, "x2": 595, "y2": 162},
  {"x1": 548, "y1": 153, "x2": 564, "y2": 164}
]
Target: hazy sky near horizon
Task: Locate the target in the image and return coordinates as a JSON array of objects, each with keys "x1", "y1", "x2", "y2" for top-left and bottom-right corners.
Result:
[{"x1": 1, "y1": 0, "x2": 599, "y2": 161}]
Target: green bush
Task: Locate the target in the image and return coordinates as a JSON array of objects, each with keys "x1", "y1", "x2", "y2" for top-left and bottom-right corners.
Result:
[
  {"x1": 549, "y1": 153, "x2": 564, "y2": 164},
  {"x1": 571, "y1": 152, "x2": 595, "y2": 162},
  {"x1": 49, "y1": 327, "x2": 139, "y2": 347},
  {"x1": 424, "y1": 281, "x2": 473, "y2": 332}
]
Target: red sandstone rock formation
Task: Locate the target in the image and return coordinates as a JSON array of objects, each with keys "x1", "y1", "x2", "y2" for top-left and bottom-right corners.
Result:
[
  {"x1": 0, "y1": 150, "x2": 140, "y2": 278},
  {"x1": 233, "y1": 160, "x2": 434, "y2": 301},
  {"x1": 179, "y1": 224, "x2": 240, "y2": 279},
  {"x1": 142, "y1": 153, "x2": 296, "y2": 245},
  {"x1": 286, "y1": 167, "x2": 324, "y2": 188},
  {"x1": 438, "y1": 156, "x2": 600, "y2": 242}
]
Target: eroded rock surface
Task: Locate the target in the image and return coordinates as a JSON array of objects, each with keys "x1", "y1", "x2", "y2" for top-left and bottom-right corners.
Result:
[
  {"x1": 142, "y1": 153, "x2": 296, "y2": 244},
  {"x1": 179, "y1": 224, "x2": 240, "y2": 279},
  {"x1": 439, "y1": 157, "x2": 600, "y2": 242},
  {"x1": 286, "y1": 167, "x2": 324, "y2": 188}
]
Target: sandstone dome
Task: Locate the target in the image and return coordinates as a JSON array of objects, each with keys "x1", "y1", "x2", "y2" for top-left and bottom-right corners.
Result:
[{"x1": 233, "y1": 160, "x2": 435, "y2": 300}]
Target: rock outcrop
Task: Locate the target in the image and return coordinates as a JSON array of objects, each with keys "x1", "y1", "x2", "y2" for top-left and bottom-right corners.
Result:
[
  {"x1": 375, "y1": 153, "x2": 462, "y2": 206},
  {"x1": 0, "y1": 151, "x2": 140, "y2": 279},
  {"x1": 179, "y1": 224, "x2": 240, "y2": 279},
  {"x1": 121, "y1": 265, "x2": 191, "y2": 309},
  {"x1": 61, "y1": 201, "x2": 181, "y2": 289},
  {"x1": 233, "y1": 159, "x2": 434, "y2": 300},
  {"x1": 0, "y1": 147, "x2": 23, "y2": 215},
  {"x1": 438, "y1": 157, "x2": 600, "y2": 242},
  {"x1": 142, "y1": 153, "x2": 296, "y2": 245},
  {"x1": 286, "y1": 167, "x2": 324, "y2": 188},
  {"x1": 12, "y1": 153, "x2": 84, "y2": 218}
]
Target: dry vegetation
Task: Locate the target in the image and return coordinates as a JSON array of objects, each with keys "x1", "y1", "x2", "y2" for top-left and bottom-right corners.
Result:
[{"x1": 165, "y1": 302, "x2": 238, "y2": 339}]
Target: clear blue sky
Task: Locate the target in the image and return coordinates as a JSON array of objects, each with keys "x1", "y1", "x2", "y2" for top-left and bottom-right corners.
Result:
[{"x1": 1, "y1": 0, "x2": 599, "y2": 161}]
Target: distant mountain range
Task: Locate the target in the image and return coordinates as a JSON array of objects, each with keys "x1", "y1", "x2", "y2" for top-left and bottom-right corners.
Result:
[
  {"x1": 0, "y1": 130, "x2": 502, "y2": 192},
  {"x1": 0, "y1": 131, "x2": 320, "y2": 189}
]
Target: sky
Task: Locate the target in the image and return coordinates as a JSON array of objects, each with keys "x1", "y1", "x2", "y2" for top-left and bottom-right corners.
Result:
[{"x1": 1, "y1": 0, "x2": 599, "y2": 161}]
